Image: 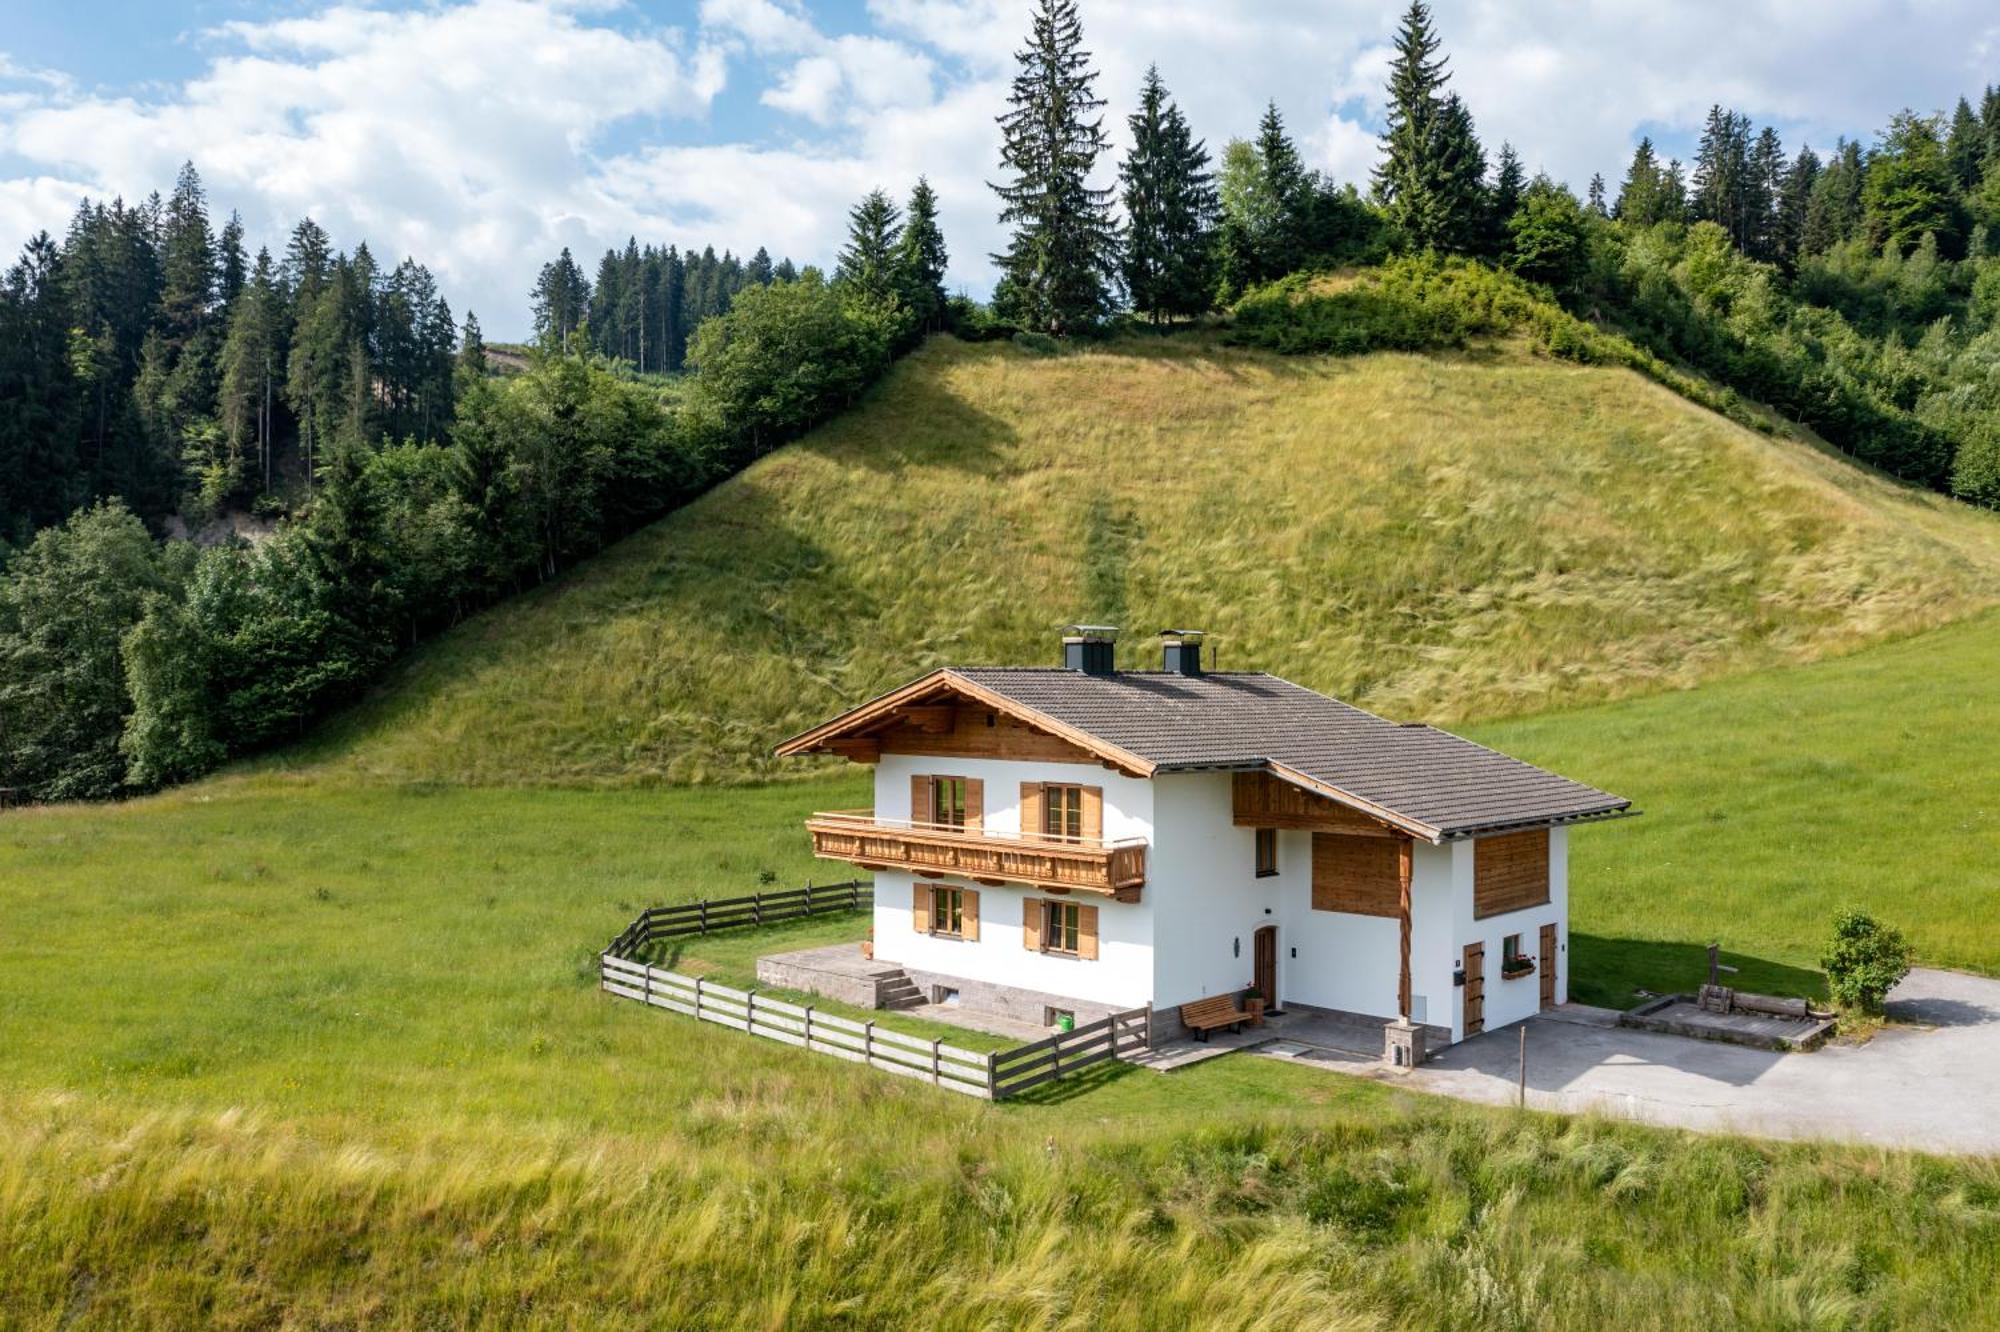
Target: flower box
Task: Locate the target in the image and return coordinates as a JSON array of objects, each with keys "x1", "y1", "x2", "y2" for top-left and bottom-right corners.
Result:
[{"x1": 1500, "y1": 960, "x2": 1537, "y2": 981}]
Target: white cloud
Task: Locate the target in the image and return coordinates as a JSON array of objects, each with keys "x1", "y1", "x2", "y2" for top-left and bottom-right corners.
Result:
[{"x1": 4, "y1": 0, "x2": 2000, "y2": 336}]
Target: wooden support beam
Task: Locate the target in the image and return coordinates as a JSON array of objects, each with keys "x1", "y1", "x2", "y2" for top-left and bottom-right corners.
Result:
[
  {"x1": 1397, "y1": 838, "x2": 1413, "y2": 1020},
  {"x1": 827, "y1": 738, "x2": 881, "y2": 763}
]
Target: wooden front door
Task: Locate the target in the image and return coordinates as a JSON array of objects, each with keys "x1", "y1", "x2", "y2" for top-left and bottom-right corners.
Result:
[
  {"x1": 1462, "y1": 941, "x2": 1485, "y2": 1036},
  {"x1": 1539, "y1": 923, "x2": 1558, "y2": 1011},
  {"x1": 1253, "y1": 925, "x2": 1278, "y2": 1009}
]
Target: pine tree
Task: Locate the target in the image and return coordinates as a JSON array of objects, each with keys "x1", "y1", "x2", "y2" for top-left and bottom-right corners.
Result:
[
  {"x1": 218, "y1": 248, "x2": 282, "y2": 492},
  {"x1": 746, "y1": 246, "x2": 775, "y2": 286},
  {"x1": 1693, "y1": 106, "x2": 1753, "y2": 247},
  {"x1": 457, "y1": 311, "x2": 487, "y2": 380},
  {"x1": 158, "y1": 162, "x2": 215, "y2": 344},
  {"x1": 1774, "y1": 145, "x2": 1821, "y2": 271},
  {"x1": 1804, "y1": 139, "x2": 1866, "y2": 253},
  {"x1": 989, "y1": 0, "x2": 1118, "y2": 334},
  {"x1": 1748, "y1": 125, "x2": 1786, "y2": 260},
  {"x1": 834, "y1": 188, "x2": 904, "y2": 304},
  {"x1": 1615, "y1": 137, "x2": 1664, "y2": 225},
  {"x1": 1661, "y1": 158, "x2": 1690, "y2": 222},
  {"x1": 1484, "y1": 141, "x2": 1525, "y2": 253},
  {"x1": 1947, "y1": 96, "x2": 1985, "y2": 192},
  {"x1": 531, "y1": 248, "x2": 590, "y2": 353},
  {"x1": 1587, "y1": 172, "x2": 1608, "y2": 216},
  {"x1": 1374, "y1": 2, "x2": 1483, "y2": 252},
  {"x1": 1118, "y1": 66, "x2": 1217, "y2": 325},
  {"x1": 217, "y1": 212, "x2": 247, "y2": 310},
  {"x1": 895, "y1": 178, "x2": 951, "y2": 335}
]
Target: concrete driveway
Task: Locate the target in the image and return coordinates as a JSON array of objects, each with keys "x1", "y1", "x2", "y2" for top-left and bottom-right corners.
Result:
[{"x1": 1398, "y1": 969, "x2": 2000, "y2": 1154}]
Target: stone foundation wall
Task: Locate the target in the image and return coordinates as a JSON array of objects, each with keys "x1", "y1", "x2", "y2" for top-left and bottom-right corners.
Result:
[
  {"x1": 900, "y1": 966, "x2": 1120, "y2": 1029},
  {"x1": 755, "y1": 949, "x2": 900, "y2": 1008}
]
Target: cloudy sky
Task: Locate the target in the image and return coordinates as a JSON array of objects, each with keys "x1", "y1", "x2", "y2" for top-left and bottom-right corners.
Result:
[{"x1": 3, "y1": 0, "x2": 1997, "y2": 339}]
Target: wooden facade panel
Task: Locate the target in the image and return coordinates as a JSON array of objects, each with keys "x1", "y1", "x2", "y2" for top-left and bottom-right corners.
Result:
[
  {"x1": 1231, "y1": 772, "x2": 1397, "y2": 836},
  {"x1": 1310, "y1": 833, "x2": 1402, "y2": 917},
  {"x1": 878, "y1": 708, "x2": 1100, "y2": 765},
  {"x1": 1474, "y1": 829, "x2": 1551, "y2": 919}
]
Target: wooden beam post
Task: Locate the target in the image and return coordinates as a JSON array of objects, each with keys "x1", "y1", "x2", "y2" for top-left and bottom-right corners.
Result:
[{"x1": 1397, "y1": 838, "x2": 1414, "y2": 1021}]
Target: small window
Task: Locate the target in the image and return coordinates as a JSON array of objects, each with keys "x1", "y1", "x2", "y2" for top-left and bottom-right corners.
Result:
[
  {"x1": 933, "y1": 886, "x2": 968, "y2": 938},
  {"x1": 1044, "y1": 785, "x2": 1085, "y2": 842},
  {"x1": 1044, "y1": 1006, "x2": 1074, "y2": 1027},
  {"x1": 1041, "y1": 900, "x2": 1081, "y2": 954},
  {"x1": 1503, "y1": 933, "x2": 1525, "y2": 966},
  {"x1": 1254, "y1": 827, "x2": 1279, "y2": 877},
  {"x1": 929, "y1": 777, "x2": 967, "y2": 830},
  {"x1": 935, "y1": 986, "x2": 961, "y2": 1006}
]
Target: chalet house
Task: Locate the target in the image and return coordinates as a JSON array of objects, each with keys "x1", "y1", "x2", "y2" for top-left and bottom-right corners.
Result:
[{"x1": 775, "y1": 627, "x2": 1630, "y2": 1054}]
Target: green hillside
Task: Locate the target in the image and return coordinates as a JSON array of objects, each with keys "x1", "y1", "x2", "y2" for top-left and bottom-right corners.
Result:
[{"x1": 279, "y1": 333, "x2": 2000, "y2": 787}]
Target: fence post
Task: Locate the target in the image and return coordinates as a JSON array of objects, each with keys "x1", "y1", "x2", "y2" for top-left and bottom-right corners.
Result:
[
  {"x1": 987, "y1": 1050, "x2": 998, "y2": 1099},
  {"x1": 754, "y1": 892, "x2": 763, "y2": 926},
  {"x1": 804, "y1": 881, "x2": 814, "y2": 915},
  {"x1": 851, "y1": 880, "x2": 861, "y2": 910},
  {"x1": 642, "y1": 964, "x2": 652, "y2": 1008},
  {"x1": 803, "y1": 1004, "x2": 814, "y2": 1050},
  {"x1": 931, "y1": 1036, "x2": 942, "y2": 1085},
  {"x1": 694, "y1": 976, "x2": 705, "y2": 1022},
  {"x1": 745, "y1": 988, "x2": 757, "y2": 1032},
  {"x1": 864, "y1": 1020, "x2": 876, "y2": 1069},
  {"x1": 699, "y1": 899, "x2": 709, "y2": 935}
]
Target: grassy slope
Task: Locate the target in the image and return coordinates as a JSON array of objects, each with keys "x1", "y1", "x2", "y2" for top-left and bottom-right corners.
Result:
[
  {"x1": 8, "y1": 610, "x2": 2000, "y2": 1323},
  {"x1": 284, "y1": 333, "x2": 2000, "y2": 787},
  {"x1": 5, "y1": 760, "x2": 2000, "y2": 1326}
]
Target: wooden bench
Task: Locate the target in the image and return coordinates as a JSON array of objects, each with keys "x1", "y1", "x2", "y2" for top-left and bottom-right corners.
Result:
[{"x1": 1180, "y1": 994, "x2": 1251, "y2": 1042}]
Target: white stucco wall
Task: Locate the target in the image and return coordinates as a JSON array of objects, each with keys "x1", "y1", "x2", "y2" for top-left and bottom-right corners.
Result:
[
  {"x1": 868, "y1": 753, "x2": 1156, "y2": 1010},
  {"x1": 1444, "y1": 826, "x2": 1568, "y2": 1042},
  {"x1": 857, "y1": 753, "x2": 1569, "y2": 1041}
]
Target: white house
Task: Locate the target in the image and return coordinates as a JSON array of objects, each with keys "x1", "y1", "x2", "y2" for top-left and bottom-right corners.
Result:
[{"x1": 775, "y1": 626, "x2": 1630, "y2": 1053}]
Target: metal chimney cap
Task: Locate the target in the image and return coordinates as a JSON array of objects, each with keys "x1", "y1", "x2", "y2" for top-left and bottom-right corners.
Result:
[
  {"x1": 1158, "y1": 627, "x2": 1206, "y2": 642},
  {"x1": 1063, "y1": 624, "x2": 1121, "y2": 640}
]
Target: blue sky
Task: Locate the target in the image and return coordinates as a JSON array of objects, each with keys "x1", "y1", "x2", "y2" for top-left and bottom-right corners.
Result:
[{"x1": 4, "y1": 1, "x2": 1997, "y2": 339}]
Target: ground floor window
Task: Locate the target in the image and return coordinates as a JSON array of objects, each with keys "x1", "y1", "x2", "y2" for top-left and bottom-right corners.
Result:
[
  {"x1": 1042, "y1": 900, "x2": 1081, "y2": 954},
  {"x1": 1254, "y1": 827, "x2": 1278, "y2": 877},
  {"x1": 1501, "y1": 933, "x2": 1535, "y2": 977},
  {"x1": 934, "y1": 886, "x2": 967, "y2": 938}
]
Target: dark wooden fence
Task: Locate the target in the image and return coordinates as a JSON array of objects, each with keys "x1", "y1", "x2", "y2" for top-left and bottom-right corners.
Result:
[
  {"x1": 989, "y1": 1007, "x2": 1153, "y2": 1098},
  {"x1": 599, "y1": 893, "x2": 1150, "y2": 1100},
  {"x1": 607, "y1": 880, "x2": 869, "y2": 957}
]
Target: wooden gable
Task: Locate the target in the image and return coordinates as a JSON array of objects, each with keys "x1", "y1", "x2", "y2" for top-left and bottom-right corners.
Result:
[{"x1": 1233, "y1": 771, "x2": 1399, "y2": 837}]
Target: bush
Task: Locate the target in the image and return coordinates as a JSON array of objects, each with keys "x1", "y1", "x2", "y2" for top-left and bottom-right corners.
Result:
[
  {"x1": 1820, "y1": 908, "x2": 1914, "y2": 1014},
  {"x1": 1010, "y1": 330, "x2": 1062, "y2": 356}
]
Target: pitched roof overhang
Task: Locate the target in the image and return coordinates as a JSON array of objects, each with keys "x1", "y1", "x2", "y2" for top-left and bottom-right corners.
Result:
[{"x1": 773, "y1": 669, "x2": 1159, "y2": 777}]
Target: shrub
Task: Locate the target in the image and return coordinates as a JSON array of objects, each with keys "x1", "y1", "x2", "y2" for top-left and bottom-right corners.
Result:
[
  {"x1": 1010, "y1": 330, "x2": 1062, "y2": 356},
  {"x1": 1820, "y1": 908, "x2": 1914, "y2": 1014}
]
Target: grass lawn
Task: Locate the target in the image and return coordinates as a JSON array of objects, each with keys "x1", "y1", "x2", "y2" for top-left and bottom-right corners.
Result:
[{"x1": 9, "y1": 608, "x2": 2000, "y2": 1325}]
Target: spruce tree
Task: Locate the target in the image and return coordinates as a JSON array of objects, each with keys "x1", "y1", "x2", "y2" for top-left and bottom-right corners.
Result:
[
  {"x1": 1947, "y1": 96, "x2": 1986, "y2": 192},
  {"x1": 1484, "y1": 141, "x2": 1525, "y2": 253},
  {"x1": 1804, "y1": 138, "x2": 1866, "y2": 253},
  {"x1": 218, "y1": 248, "x2": 281, "y2": 491},
  {"x1": 457, "y1": 311, "x2": 487, "y2": 380},
  {"x1": 746, "y1": 246, "x2": 775, "y2": 286},
  {"x1": 1774, "y1": 146, "x2": 1821, "y2": 270},
  {"x1": 895, "y1": 178, "x2": 950, "y2": 335},
  {"x1": 1119, "y1": 66, "x2": 1217, "y2": 325},
  {"x1": 217, "y1": 212, "x2": 247, "y2": 310},
  {"x1": 1587, "y1": 172, "x2": 1608, "y2": 217},
  {"x1": 1693, "y1": 106, "x2": 1753, "y2": 247},
  {"x1": 1748, "y1": 125, "x2": 1786, "y2": 260},
  {"x1": 1615, "y1": 138, "x2": 1662, "y2": 224},
  {"x1": 1374, "y1": 2, "x2": 1482, "y2": 252},
  {"x1": 989, "y1": 0, "x2": 1118, "y2": 334},
  {"x1": 835, "y1": 188, "x2": 904, "y2": 304}
]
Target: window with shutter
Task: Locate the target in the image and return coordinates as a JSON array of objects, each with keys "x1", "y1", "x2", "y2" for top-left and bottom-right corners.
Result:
[{"x1": 1043, "y1": 785, "x2": 1086, "y2": 841}]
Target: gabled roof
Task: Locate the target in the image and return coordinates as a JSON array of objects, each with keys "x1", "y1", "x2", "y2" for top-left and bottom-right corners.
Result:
[{"x1": 777, "y1": 667, "x2": 1632, "y2": 843}]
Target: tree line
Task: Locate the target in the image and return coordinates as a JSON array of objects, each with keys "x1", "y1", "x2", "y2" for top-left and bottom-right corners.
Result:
[
  {"x1": 0, "y1": 164, "x2": 462, "y2": 547},
  {"x1": 1, "y1": 166, "x2": 949, "y2": 801}
]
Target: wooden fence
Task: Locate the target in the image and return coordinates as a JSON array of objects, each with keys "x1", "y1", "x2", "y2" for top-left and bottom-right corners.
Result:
[
  {"x1": 601, "y1": 951, "x2": 995, "y2": 1096},
  {"x1": 607, "y1": 880, "x2": 868, "y2": 956},
  {"x1": 599, "y1": 894, "x2": 1151, "y2": 1099}
]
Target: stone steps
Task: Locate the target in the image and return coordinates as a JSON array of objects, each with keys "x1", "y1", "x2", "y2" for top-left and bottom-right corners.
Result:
[{"x1": 875, "y1": 973, "x2": 926, "y2": 1010}]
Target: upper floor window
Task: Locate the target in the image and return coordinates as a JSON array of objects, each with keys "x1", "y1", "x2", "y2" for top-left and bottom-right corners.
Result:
[
  {"x1": 929, "y1": 776, "x2": 967, "y2": 830},
  {"x1": 1254, "y1": 827, "x2": 1279, "y2": 877},
  {"x1": 1044, "y1": 784, "x2": 1085, "y2": 841}
]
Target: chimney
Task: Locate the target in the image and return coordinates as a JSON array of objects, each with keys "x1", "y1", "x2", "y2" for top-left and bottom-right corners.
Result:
[
  {"x1": 1160, "y1": 628, "x2": 1205, "y2": 676},
  {"x1": 1062, "y1": 624, "x2": 1119, "y2": 675}
]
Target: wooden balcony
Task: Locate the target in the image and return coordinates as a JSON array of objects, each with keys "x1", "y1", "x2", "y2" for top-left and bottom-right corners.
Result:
[{"x1": 805, "y1": 811, "x2": 1146, "y2": 901}]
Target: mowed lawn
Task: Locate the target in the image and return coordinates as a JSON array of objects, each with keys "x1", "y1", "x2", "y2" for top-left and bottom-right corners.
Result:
[{"x1": 7, "y1": 618, "x2": 2000, "y2": 1325}]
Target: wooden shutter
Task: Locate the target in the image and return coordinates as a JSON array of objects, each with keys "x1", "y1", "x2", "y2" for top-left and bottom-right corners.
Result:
[
  {"x1": 1474, "y1": 829, "x2": 1551, "y2": 918},
  {"x1": 1080, "y1": 786, "x2": 1103, "y2": 842},
  {"x1": 963, "y1": 779, "x2": 984, "y2": 832},
  {"x1": 910, "y1": 774, "x2": 933, "y2": 828},
  {"x1": 1077, "y1": 904, "x2": 1100, "y2": 960},
  {"x1": 912, "y1": 882, "x2": 932, "y2": 933},
  {"x1": 1020, "y1": 782, "x2": 1044, "y2": 840},
  {"x1": 1022, "y1": 897, "x2": 1043, "y2": 950},
  {"x1": 962, "y1": 888, "x2": 980, "y2": 942}
]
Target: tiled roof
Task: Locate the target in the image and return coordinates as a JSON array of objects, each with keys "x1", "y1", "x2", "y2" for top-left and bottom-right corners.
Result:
[{"x1": 949, "y1": 668, "x2": 1629, "y2": 841}]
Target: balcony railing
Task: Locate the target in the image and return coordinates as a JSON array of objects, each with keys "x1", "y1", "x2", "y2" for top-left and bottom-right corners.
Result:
[{"x1": 804, "y1": 811, "x2": 1147, "y2": 901}]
